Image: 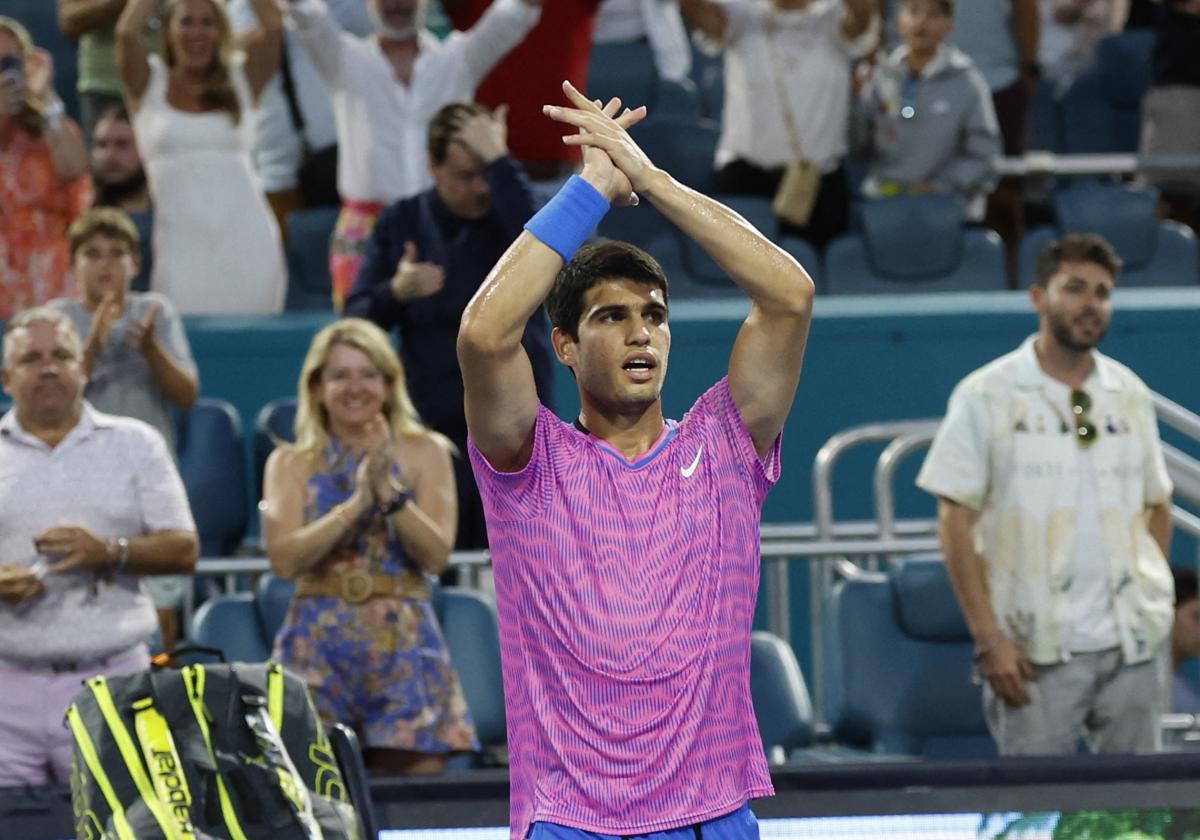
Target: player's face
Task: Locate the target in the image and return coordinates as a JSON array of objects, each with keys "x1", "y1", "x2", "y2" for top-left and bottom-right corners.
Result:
[
  {"x1": 316, "y1": 342, "x2": 389, "y2": 434},
  {"x1": 73, "y1": 233, "x2": 139, "y2": 307},
  {"x1": 1032, "y1": 259, "x2": 1114, "y2": 353},
  {"x1": 557, "y1": 278, "x2": 670, "y2": 414}
]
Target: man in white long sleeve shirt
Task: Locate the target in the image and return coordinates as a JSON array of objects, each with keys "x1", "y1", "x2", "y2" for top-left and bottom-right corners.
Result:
[{"x1": 285, "y1": 0, "x2": 542, "y2": 306}]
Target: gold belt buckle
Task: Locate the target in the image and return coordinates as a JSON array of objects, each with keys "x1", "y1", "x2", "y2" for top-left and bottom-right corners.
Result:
[{"x1": 339, "y1": 570, "x2": 374, "y2": 604}]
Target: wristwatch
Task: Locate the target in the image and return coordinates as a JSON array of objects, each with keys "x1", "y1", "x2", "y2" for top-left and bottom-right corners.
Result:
[{"x1": 378, "y1": 490, "x2": 412, "y2": 516}]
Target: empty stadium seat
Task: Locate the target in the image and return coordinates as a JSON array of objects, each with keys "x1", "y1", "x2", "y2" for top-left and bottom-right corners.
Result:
[
  {"x1": 284, "y1": 207, "x2": 339, "y2": 311},
  {"x1": 1017, "y1": 183, "x2": 1200, "y2": 287},
  {"x1": 254, "y1": 396, "x2": 298, "y2": 499},
  {"x1": 190, "y1": 592, "x2": 272, "y2": 662},
  {"x1": 255, "y1": 570, "x2": 296, "y2": 643},
  {"x1": 175, "y1": 398, "x2": 249, "y2": 556},
  {"x1": 1060, "y1": 31, "x2": 1154, "y2": 154},
  {"x1": 824, "y1": 196, "x2": 1007, "y2": 294},
  {"x1": 822, "y1": 555, "x2": 995, "y2": 759},
  {"x1": 631, "y1": 116, "x2": 719, "y2": 195},
  {"x1": 437, "y1": 587, "x2": 506, "y2": 754},
  {"x1": 596, "y1": 202, "x2": 687, "y2": 281},
  {"x1": 587, "y1": 40, "x2": 658, "y2": 110},
  {"x1": 750, "y1": 631, "x2": 816, "y2": 763},
  {"x1": 1028, "y1": 78, "x2": 1063, "y2": 153}
]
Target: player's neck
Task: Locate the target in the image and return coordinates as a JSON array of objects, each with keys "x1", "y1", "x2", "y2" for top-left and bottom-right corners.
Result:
[{"x1": 577, "y1": 403, "x2": 666, "y2": 460}]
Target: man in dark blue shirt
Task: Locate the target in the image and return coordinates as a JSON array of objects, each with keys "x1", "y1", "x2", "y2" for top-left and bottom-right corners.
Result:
[{"x1": 345, "y1": 102, "x2": 554, "y2": 550}]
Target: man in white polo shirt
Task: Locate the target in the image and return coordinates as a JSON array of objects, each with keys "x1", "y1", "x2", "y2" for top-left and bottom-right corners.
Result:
[
  {"x1": 0, "y1": 307, "x2": 198, "y2": 786},
  {"x1": 918, "y1": 233, "x2": 1174, "y2": 755}
]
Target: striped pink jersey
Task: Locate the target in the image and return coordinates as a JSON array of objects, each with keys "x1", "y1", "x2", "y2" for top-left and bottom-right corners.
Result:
[{"x1": 468, "y1": 378, "x2": 780, "y2": 840}]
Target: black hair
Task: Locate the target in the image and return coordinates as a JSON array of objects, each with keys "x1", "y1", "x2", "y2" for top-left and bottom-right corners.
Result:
[
  {"x1": 1175, "y1": 566, "x2": 1198, "y2": 606},
  {"x1": 1033, "y1": 233, "x2": 1123, "y2": 287},
  {"x1": 545, "y1": 241, "x2": 669, "y2": 340}
]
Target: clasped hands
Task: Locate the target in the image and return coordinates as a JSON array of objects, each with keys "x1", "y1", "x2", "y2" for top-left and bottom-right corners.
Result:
[
  {"x1": 350, "y1": 414, "x2": 409, "y2": 516},
  {"x1": 542, "y1": 80, "x2": 654, "y2": 208}
]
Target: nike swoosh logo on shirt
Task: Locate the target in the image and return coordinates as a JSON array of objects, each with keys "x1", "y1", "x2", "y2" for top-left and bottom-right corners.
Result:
[{"x1": 681, "y1": 446, "x2": 703, "y2": 478}]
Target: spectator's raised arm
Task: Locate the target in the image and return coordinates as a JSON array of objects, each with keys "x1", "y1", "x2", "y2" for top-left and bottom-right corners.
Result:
[
  {"x1": 115, "y1": 0, "x2": 157, "y2": 107},
  {"x1": 238, "y1": 0, "x2": 285, "y2": 102}
]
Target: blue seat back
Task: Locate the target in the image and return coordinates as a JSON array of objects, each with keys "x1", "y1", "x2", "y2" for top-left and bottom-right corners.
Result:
[
  {"x1": 1060, "y1": 34, "x2": 1152, "y2": 156},
  {"x1": 631, "y1": 117, "x2": 719, "y2": 195},
  {"x1": 823, "y1": 555, "x2": 994, "y2": 758},
  {"x1": 254, "y1": 397, "x2": 299, "y2": 500},
  {"x1": 1019, "y1": 185, "x2": 1200, "y2": 287},
  {"x1": 438, "y1": 587, "x2": 506, "y2": 750},
  {"x1": 190, "y1": 593, "x2": 271, "y2": 663},
  {"x1": 175, "y1": 398, "x2": 248, "y2": 555},
  {"x1": 825, "y1": 197, "x2": 1006, "y2": 294},
  {"x1": 750, "y1": 631, "x2": 815, "y2": 759},
  {"x1": 588, "y1": 40, "x2": 658, "y2": 110},
  {"x1": 284, "y1": 207, "x2": 338, "y2": 311},
  {"x1": 255, "y1": 571, "x2": 297, "y2": 645},
  {"x1": 128, "y1": 211, "x2": 155, "y2": 293}
]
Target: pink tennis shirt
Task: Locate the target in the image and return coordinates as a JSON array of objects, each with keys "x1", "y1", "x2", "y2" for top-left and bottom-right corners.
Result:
[{"x1": 468, "y1": 377, "x2": 779, "y2": 840}]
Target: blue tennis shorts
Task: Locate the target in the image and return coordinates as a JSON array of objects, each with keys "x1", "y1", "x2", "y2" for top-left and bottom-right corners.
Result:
[{"x1": 528, "y1": 804, "x2": 759, "y2": 840}]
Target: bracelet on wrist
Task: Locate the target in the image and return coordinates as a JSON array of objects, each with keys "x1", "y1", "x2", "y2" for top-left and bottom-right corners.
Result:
[
  {"x1": 377, "y1": 489, "x2": 412, "y2": 517},
  {"x1": 106, "y1": 537, "x2": 130, "y2": 571}
]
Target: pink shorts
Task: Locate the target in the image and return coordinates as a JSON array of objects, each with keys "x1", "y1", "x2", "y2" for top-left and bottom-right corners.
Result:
[{"x1": 0, "y1": 645, "x2": 149, "y2": 786}]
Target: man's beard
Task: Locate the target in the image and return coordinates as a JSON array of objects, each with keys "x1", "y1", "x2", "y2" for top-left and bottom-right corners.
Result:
[
  {"x1": 94, "y1": 168, "x2": 148, "y2": 208},
  {"x1": 1048, "y1": 309, "x2": 1108, "y2": 352},
  {"x1": 369, "y1": 1, "x2": 425, "y2": 39}
]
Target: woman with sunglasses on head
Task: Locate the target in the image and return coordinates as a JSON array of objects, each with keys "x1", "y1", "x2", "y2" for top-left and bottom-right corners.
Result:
[
  {"x1": 116, "y1": 0, "x2": 286, "y2": 314},
  {"x1": 0, "y1": 16, "x2": 92, "y2": 319},
  {"x1": 917, "y1": 233, "x2": 1175, "y2": 757},
  {"x1": 262, "y1": 318, "x2": 477, "y2": 775}
]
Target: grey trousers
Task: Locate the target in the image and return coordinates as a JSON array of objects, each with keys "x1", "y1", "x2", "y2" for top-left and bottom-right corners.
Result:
[{"x1": 984, "y1": 648, "x2": 1163, "y2": 756}]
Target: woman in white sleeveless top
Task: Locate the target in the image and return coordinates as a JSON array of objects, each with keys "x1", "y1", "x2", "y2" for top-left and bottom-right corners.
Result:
[{"x1": 117, "y1": 0, "x2": 286, "y2": 315}]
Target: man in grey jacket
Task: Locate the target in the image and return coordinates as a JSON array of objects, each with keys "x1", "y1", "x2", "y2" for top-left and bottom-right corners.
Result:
[{"x1": 853, "y1": 0, "x2": 1001, "y2": 222}]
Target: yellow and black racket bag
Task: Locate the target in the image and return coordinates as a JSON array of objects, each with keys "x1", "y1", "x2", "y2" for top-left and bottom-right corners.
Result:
[{"x1": 66, "y1": 660, "x2": 359, "y2": 840}]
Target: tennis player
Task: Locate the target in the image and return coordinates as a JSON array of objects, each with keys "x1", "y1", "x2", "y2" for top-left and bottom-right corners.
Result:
[{"x1": 457, "y1": 81, "x2": 815, "y2": 840}]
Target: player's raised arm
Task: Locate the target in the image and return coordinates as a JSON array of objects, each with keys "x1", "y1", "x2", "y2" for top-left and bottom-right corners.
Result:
[
  {"x1": 457, "y1": 95, "x2": 645, "y2": 472},
  {"x1": 546, "y1": 82, "x2": 815, "y2": 457}
]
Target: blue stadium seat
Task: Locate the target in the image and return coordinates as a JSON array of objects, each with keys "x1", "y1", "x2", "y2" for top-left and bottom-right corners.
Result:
[
  {"x1": 823, "y1": 555, "x2": 996, "y2": 759},
  {"x1": 284, "y1": 207, "x2": 339, "y2": 311},
  {"x1": 824, "y1": 196, "x2": 1007, "y2": 294},
  {"x1": 254, "y1": 396, "x2": 298, "y2": 500},
  {"x1": 690, "y1": 42, "x2": 724, "y2": 121},
  {"x1": 190, "y1": 592, "x2": 272, "y2": 663},
  {"x1": 1017, "y1": 183, "x2": 1200, "y2": 287},
  {"x1": 1060, "y1": 31, "x2": 1154, "y2": 154},
  {"x1": 631, "y1": 117, "x2": 719, "y2": 195},
  {"x1": 596, "y1": 203, "x2": 686, "y2": 278},
  {"x1": 587, "y1": 40, "x2": 658, "y2": 110},
  {"x1": 1028, "y1": 78, "x2": 1062, "y2": 153},
  {"x1": 7, "y1": 0, "x2": 80, "y2": 120},
  {"x1": 750, "y1": 631, "x2": 816, "y2": 763},
  {"x1": 255, "y1": 571, "x2": 296, "y2": 644},
  {"x1": 438, "y1": 587, "x2": 506, "y2": 754},
  {"x1": 650, "y1": 77, "x2": 701, "y2": 119},
  {"x1": 175, "y1": 398, "x2": 248, "y2": 556}
]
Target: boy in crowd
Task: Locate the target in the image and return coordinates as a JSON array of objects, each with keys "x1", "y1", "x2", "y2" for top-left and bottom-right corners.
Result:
[
  {"x1": 48, "y1": 207, "x2": 199, "y2": 648},
  {"x1": 854, "y1": 0, "x2": 1002, "y2": 222}
]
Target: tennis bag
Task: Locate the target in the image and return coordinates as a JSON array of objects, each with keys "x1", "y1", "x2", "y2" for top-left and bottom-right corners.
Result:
[{"x1": 66, "y1": 659, "x2": 360, "y2": 840}]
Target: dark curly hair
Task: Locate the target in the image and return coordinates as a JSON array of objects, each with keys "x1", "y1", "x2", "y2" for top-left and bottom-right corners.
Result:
[{"x1": 546, "y1": 240, "x2": 669, "y2": 340}]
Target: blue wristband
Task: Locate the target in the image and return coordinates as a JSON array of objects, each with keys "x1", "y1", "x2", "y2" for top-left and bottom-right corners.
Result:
[{"x1": 524, "y1": 175, "x2": 611, "y2": 262}]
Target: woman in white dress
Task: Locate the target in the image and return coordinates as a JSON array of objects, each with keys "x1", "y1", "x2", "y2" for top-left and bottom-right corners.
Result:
[{"x1": 116, "y1": 0, "x2": 287, "y2": 315}]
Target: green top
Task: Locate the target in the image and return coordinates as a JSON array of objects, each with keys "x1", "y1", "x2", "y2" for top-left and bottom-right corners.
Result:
[{"x1": 78, "y1": 21, "x2": 162, "y2": 96}]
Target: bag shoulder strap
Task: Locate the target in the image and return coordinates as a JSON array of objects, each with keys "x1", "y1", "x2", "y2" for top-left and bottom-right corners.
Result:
[
  {"x1": 764, "y1": 20, "x2": 805, "y2": 161},
  {"x1": 278, "y1": 37, "x2": 313, "y2": 157}
]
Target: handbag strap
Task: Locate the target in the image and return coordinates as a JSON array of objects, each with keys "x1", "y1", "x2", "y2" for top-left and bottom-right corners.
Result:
[
  {"x1": 764, "y1": 20, "x2": 805, "y2": 161},
  {"x1": 278, "y1": 37, "x2": 313, "y2": 158}
]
